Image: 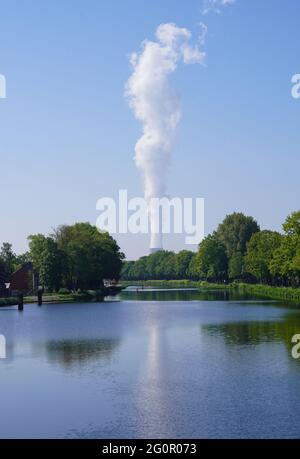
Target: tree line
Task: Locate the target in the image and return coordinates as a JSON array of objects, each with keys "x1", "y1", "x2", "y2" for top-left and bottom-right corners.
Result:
[
  {"x1": 0, "y1": 223, "x2": 124, "y2": 292},
  {"x1": 121, "y1": 211, "x2": 300, "y2": 287}
]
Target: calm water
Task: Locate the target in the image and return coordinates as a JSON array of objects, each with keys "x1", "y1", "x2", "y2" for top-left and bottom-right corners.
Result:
[{"x1": 0, "y1": 288, "x2": 300, "y2": 439}]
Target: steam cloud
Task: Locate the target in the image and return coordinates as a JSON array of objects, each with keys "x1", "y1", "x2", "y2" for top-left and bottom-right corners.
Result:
[
  {"x1": 126, "y1": 23, "x2": 205, "y2": 249},
  {"x1": 202, "y1": 0, "x2": 235, "y2": 14}
]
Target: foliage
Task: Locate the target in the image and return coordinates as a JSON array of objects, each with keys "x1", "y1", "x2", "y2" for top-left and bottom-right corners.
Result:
[
  {"x1": 216, "y1": 213, "x2": 260, "y2": 258},
  {"x1": 53, "y1": 223, "x2": 124, "y2": 290},
  {"x1": 28, "y1": 223, "x2": 124, "y2": 291},
  {"x1": 270, "y1": 211, "x2": 300, "y2": 286},
  {"x1": 2, "y1": 210, "x2": 300, "y2": 295},
  {"x1": 228, "y1": 251, "x2": 244, "y2": 280},
  {"x1": 0, "y1": 243, "x2": 18, "y2": 282},
  {"x1": 58, "y1": 288, "x2": 71, "y2": 295},
  {"x1": 121, "y1": 250, "x2": 196, "y2": 281},
  {"x1": 245, "y1": 230, "x2": 283, "y2": 284},
  {"x1": 121, "y1": 210, "x2": 300, "y2": 290},
  {"x1": 0, "y1": 297, "x2": 19, "y2": 307},
  {"x1": 175, "y1": 250, "x2": 196, "y2": 279},
  {"x1": 28, "y1": 235, "x2": 65, "y2": 292},
  {"x1": 195, "y1": 234, "x2": 228, "y2": 282}
]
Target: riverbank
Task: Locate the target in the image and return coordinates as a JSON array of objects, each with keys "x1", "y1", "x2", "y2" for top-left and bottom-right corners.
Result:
[
  {"x1": 121, "y1": 280, "x2": 230, "y2": 289},
  {"x1": 0, "y1": 286, "x2": 124, "y2": 307},
  {"x1": 121, "y1": 280, "x2": 300, "y2": 303},
  {"x1": 235, "y1": 283, "x2": 300, "y2": 303}
]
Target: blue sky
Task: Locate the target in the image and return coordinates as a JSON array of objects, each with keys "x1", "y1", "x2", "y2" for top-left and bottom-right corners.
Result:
[{"x1": 0, "y1": 0, "x2": 299, "y2": 259}]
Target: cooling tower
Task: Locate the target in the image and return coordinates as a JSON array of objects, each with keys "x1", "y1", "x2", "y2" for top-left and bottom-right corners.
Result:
[{"x1": 149, "y1": 232, "x2": 163, "y2": 255}]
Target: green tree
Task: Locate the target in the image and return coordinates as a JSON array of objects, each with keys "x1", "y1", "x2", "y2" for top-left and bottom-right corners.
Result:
[
  {"x1": 270, "y1": 211, "x2": 300, "y2": 286},
  {"x1": 187, "y1": 253, "x2": 199, "y2": 280},
  {"x1": 28, "y1": 234, "x2": 65, "y2": 292},
  {"x1": 245, "y1": 230, "x2": 283, "y2": 284},
  {"x1": 131, "y1": 257, "x2": 149, "y2": 280},
  {"x1": 283, "y1": 210, "x2": 300, "y2": 237},
  {"x1": 228, "y1": 252, "x2": 244, "y2": 280},
  {"x1": 215, "y1": 213, "x2": 260, "y2": 278},
  {"x1": 175, "y1": 250, "x2": 195, "y2": 279},
  {"x1": 216, "y1": 213, "x2": 260, "y2": 258},
  {"x1": 121, "y1": 261, "x2": 135, "y2": 280},
  {"x1": 0, "y1": 242, "x2": 18, "y2": 282},
  {"x1": 154, "y1": 251, "x2": 177, "y2": 280},
  {"x1": 54, "y1": 223, "x2": 124, "y2": 290},
  {"x1": 196, "y1": 234, "x2": 228, "y2": 282}
]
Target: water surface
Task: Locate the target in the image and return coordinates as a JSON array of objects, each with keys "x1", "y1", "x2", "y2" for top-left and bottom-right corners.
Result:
[{"x1": 0, "y1": 289, "x2": 300, "y2": 439}]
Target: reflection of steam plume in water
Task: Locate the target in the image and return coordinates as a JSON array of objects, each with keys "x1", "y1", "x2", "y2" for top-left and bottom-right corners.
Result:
[{"x1": 126, "y1": 24, "x2": 205, "y2": 250}]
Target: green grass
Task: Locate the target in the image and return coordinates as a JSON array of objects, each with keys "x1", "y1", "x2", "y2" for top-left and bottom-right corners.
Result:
[
  {"x1": 233, "y1": 283, "x2": 300, "y2": 303},
  {"x1": 121, "y1": 280, "x2": 230, "y2": 289},
  {"x1": 25, "y1": 290, "x2": 104, "y2": 304}
]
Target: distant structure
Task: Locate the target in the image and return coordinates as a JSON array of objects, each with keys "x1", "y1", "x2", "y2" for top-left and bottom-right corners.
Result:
[
  {"x1": 149, "y1": 233, "x2": 163, "y2": 254},
  {"x1": 149, "y1": 248, "x2": 162, "y2": 255},
  {"x1": 10, "y1": 262, "x2": 38, "y2": 295}
]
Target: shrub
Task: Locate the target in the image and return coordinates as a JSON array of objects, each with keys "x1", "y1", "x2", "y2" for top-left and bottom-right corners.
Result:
[{"x1": 58, "y1": 288, "x2": 71, "y2": 295}]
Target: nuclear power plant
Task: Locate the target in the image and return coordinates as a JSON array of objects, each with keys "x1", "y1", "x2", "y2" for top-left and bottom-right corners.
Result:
[
  {"x1": 127, "y1": 23, "x2": 203, "y2": 261},
  {"x1": 149, "y1": 231, "x2": 163, "y2": 254}
]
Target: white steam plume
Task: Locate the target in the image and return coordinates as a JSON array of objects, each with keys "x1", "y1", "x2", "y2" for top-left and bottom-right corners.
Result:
[
  {"x1": 126, "y1": 23, "x2": 205, "y2": 249},
  {"x1": 202, "y1": 0, "x2": 235, "y2": 14}
]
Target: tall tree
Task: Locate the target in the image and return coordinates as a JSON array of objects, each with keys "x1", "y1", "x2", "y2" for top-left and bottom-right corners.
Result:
[
  {"x1": 175, "y1": 250, "x2": 195, "y2": 279},
  {"x1": 28, "y1": 235, "x2": 65, "y2": 292},
  {"x1": 196, "y1": 234, "x2": 228, "y2": 282},
  {"x1": 0, "y1": 242, "x2": 18, "y2": 282},
  {"x1": 228, "y1": 252, "x2": 244, "y2": 280},
  {"x1": 215, "y1": 213, "x2": 260, "y2": 278},
  {"x1": 154, "y1": 251, "x2": 177, "y2": 280},
  {"x1": 54, "y1": 223, "x2": 124, "y2": 290},
  {"x1": 121, "y1": 261, "x2": 135, "y2": 281},
  {"x1": 270, "y1": 211, "x2": 300, "y2": 286},
  {"x1": 216, "y1": 213, "x2": 260, "y2": 258},
  {"x1": 187, "y1": 253, "x2": 199, "y2": 280},
  {"x1": 245, "y1": 230, "x2": 283, "y2": 284}
]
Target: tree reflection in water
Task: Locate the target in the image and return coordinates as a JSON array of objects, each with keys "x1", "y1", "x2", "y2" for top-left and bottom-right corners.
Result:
[
  {"x1": 201, "y1": 313, "x2": 300, "y2": 364},
  {"x1": 45, "y1": 338, "x2": 120, "y2": 369}
]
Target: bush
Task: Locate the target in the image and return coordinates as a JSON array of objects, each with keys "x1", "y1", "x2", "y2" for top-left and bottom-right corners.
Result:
[
  {"x1": 0, "y1": 297, "x2": 18, "y2": 307},
  {"x1": 71, "y1": 291, "x2": 95, "y2": 302},
  {"x1": 58, "y1": 288, "x2": 71, "y2": 295}
]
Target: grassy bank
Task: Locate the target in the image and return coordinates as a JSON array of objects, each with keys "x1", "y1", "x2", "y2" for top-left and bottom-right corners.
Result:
[
  {"x1": 3, "y1": 282, "x2": 299, "y2": 306},
  {"x1": 121, "y1": 280, "x2": 230, "y2": 289},
  {"x1": 0, "y1": 286, "x2": 123, "y2": 307},
  {"x1": 121, "y1": 280, "x2": 300, "y2": 303},
  {"x1": 0, "y1": 292, "x2": 101, "y2": 307},
  {"x1": 234, "y1": 283, "x2": 300, "y2": 303}
]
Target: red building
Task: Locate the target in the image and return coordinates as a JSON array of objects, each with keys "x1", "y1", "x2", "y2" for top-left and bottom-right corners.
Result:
[{"x1": 10, "y1": 262, "x2": 38, "y2": 295}]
